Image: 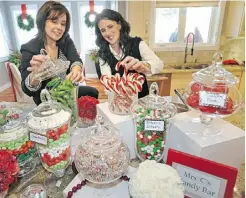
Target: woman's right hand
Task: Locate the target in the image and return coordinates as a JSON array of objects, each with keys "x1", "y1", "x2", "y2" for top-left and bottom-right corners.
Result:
[{"x1": 27, "y1": 55, "x2": 46, "y2": 86}]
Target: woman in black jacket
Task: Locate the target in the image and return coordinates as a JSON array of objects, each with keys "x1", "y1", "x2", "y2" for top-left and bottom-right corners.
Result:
[
  {"x1": 95, "y1": 9, "x2": 164, "y2": 98},
  {"x1": 20, "y1": 1, "x2": 98, "y2": 105}
]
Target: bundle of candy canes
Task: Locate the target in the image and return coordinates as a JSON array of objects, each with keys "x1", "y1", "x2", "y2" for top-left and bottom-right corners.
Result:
[
  {"x1": 100, "y1": 62, "x2": 145, "y2": 96},
  {"x1": 100, "y1": 62, "x2": 144, "y2": 113}
]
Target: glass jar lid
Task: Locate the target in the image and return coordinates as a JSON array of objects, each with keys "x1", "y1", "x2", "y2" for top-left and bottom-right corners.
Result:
[
  {"x1": 32, "y1": 89, "x2": 62, "y2": 117},
  {"x1": 192, "y1": 52, "x2": 239, "y2": 86},
  {"x1": 27, "y1": 89, "x2": 71, "y2": 130},
  {"x1": 0, "y1": 103, "x2": 23, "y2": 132},
  {"x1": 79, "y1": 116, "x2": 122, "y2": 155},
  {"x1": 137, "y1": 82, "x2": 170, "y2": 109}
]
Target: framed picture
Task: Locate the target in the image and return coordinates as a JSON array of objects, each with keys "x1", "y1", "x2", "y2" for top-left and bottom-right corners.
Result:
[{"x1": 166, "y1": 149, "x2": 238, "y2": 198}]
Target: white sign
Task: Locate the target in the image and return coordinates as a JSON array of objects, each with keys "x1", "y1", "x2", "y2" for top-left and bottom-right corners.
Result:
[
  {"x1": 199, "y1": 91, "x2": 226, "y2": 108},
  {"x1": 144, "y1": 120, "x2": 165, "y2": 131},
  {"x1": 29, "y1": 132, "x2": 48, "y2": 145},
  {"x1": 176, "y1": 164, "x2": 221, "y2": 198}
]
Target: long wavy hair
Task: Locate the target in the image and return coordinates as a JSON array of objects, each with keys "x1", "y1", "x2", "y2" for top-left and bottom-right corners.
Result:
[{"x1": 95, "y1": 9, "x2": 131, "y2": 65}]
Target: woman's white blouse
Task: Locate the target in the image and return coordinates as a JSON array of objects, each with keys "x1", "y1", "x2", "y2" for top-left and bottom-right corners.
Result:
[{"x1": 99, "y1": 41, "x2": 164, "y2": 76}]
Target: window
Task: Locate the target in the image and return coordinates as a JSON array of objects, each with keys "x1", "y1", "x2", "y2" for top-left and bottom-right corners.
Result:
[
  {"x1": 151, "y1": 1, "x2": 225, "y2": 50},
  {"x1": 60, "y1": 2, "x2": 74, "y2": 40},
  {"x1": 0, "y1": 10, "x2": 9, "y2": 59},
  {"x1": 10, "y1": 4, "x2": 38, "y2": 49},
  {"x1": 79, "y1": 1, "x2": 117, "y2": 55}
]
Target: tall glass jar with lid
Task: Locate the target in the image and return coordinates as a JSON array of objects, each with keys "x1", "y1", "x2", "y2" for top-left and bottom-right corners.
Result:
[{"x1": 26, "y1": 90, "x2": 72, "y2": 177}]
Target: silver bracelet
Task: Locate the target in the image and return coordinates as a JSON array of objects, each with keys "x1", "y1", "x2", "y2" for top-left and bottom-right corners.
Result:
[
  {"x1": 70, "y1": 61, "x2": 83, "y2": 72},
  {"x1": 25, "y1": 74, "x2": 42, "y2": 92}
]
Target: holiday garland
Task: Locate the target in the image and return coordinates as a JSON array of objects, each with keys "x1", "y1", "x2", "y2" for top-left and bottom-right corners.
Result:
[
  {"x1": 84, "y1": 11, "x2": 97, "y2": 28},
  {"x1": 17, "y1": 14, "x2": 34, "y2": 31}
]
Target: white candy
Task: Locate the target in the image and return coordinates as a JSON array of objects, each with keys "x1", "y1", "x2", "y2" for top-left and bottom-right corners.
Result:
[{"x1": 147, "y1": 136, "x2": 151, "y2": 140}]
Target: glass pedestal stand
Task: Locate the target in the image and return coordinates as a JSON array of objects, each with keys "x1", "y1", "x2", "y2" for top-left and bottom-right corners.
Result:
[{"x1": 190, "y1": 114, "x2": 223, "y2": 136}]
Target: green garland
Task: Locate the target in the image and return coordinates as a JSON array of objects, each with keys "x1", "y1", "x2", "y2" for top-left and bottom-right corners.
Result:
[
  {"x1": 17, "y1": 14, "x2": 34, "y2": 31},
  {"x1": 84, "y1": 11, "x2": 97, "y2": 28}
]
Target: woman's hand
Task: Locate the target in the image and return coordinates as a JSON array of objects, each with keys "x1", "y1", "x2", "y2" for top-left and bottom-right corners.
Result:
[
  {"x1": 120, "y1": 56, "x2": 151, "y2": 74},
  {"x1": 66, "y1": 66, "x2": 85, "y2": 84},
  {"x1": 27, "y1": 55, "x2": 46, "y2": 86}
]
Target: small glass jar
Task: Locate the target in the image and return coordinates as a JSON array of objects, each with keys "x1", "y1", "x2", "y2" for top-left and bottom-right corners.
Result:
[
  {"x1": 46, "y1": 78, "x2": 78, "y2": 127},
  {"x1": 0, "y1": 105, "x2": 37, "y2": 177},
  {"x1": 20, "y1": 184, "x2": 46, "y2": 198},
  {"x1": 108, "y1": 88, "x2": 138, "y2": 115},
  {"x1": 74, "y1": 116, "x2": 130, "y2": 184},
  {"x1": 131, "y1": 82, "x2": 177, "y2": 162},
  {"x1": 77, "y1": 96, "x2": 99, "y2": 128},
  {"x1": 183, "y1": 52, "x2": 243, "y2": 135},
  {"x1": 26, "y1": 90, "x2": 72, "y2": 177}
]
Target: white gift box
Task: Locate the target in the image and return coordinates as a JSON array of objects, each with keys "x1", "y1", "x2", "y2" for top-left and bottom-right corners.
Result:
[
  {"x1": 63, "y1": 167, "x2": 137, "y2": 198},
  {"x1": 164, "y1": 110, "x2": 245, "y2": 169},
  {"x1": 97, "y1": 102, "x2": 137, "y2": 159}
]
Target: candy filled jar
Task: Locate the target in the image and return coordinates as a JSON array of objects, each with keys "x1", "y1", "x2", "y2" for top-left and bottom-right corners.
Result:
[
  {"x1": 183, "y1": 52, "x2": 242, "y2": 135},
  {"x1": 131, "y1": 82, "x2": 177, "y2": 162},
  {"x1": 77, "y1": 96, "x2": 99, "y2": 128},
  {"x1": 0, "y1": 104, "x2": 37, "y2": 177},
  {"x1": 100, "y1": 64, "x2": 144, "y2": 115},
  {"x1": 46, "y1": 77, "x2": 78, "y2": 127},
  {"x1": 26, "y1": 90, "x2": 72, "y2": 177},
  {"x1": 74, "y1": 116, "x2": 130, "y2": 184}
]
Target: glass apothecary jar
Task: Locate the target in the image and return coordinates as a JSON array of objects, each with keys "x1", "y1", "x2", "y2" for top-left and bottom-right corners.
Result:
[
  {"x1": 26, "y1": 90, "x2": 72, "y2": 177},
  {"x1": 182, "y1": 52, "x2": 242, "y2": 136},
  {"x1": 74, "y1": 116, "x2": 130, "y2": 184},
  {"x1": 46, "y1": 77, "x2": 78, "y2": 127},
  {"x1": 0, "y1": 104, "x2": 37, "y2": 177},
  {"x1": 131, "y1": 82, "x2": 177, "y2": 162}
]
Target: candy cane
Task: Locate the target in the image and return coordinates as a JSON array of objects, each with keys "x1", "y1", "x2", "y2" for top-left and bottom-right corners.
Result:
[{"x1": 115, "y1": 61, "x2": 121, "y2": 71}]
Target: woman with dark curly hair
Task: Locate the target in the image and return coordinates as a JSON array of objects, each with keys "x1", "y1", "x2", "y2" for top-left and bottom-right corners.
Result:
[
  {"x1": 20, "y1": 1, "x2": 98, "y2": 105},
  {"x1": 95, "y1": 9, "x2": 164, "y2": 98}
]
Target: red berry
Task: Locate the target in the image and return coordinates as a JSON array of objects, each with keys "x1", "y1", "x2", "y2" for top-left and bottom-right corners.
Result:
[
  {"x1": 76, "y1": 183, "x2": 82, "y2": 189},
  {"x1": 72, "y1": 186, "x2": 78, "y2": 192},
  {"x1": 81, "y1": 180, "x2": 87, "y2": 186},
  {"x1": 67, "y1": 191, "x2": 73, "y2": 198}
]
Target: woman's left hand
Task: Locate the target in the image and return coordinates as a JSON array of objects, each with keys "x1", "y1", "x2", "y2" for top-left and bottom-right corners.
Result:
[
  {"x1": 66, "y1": 67, "x2": 85, "y2": 84},
  {"x1": 120, "y1": 56, "x2": 151, "y2": 74}
]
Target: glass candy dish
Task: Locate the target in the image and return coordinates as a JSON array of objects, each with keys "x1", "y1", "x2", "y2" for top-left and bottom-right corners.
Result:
[
  {"x1": 74, "y1": 116, "x2": 130, "y2": 184},
  {"x1": 182, "y1": 52, "x2": 242, "y2": 136}
]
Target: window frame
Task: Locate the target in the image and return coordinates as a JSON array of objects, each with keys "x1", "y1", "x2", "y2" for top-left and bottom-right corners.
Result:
[
  {"x1": 77, "y1": 1, "x2": 117, "y2": 57},
  {"x1": 149, "y1": 1, "x2": 226, "y2": 52},
  {"x1": 0, "y1": 7, "x2": 10, "y2": 61},
  {"x1": 10, "y1": 4, "x2": 38, "y2": 50}
]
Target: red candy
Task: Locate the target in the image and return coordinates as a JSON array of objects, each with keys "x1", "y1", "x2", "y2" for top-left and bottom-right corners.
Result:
[
  {"x1": 187, "y1": 93, "x2": 199, "y2": 108},
  {"x1": 186, "y1": 82, "x2": 234, "y2": 115}
]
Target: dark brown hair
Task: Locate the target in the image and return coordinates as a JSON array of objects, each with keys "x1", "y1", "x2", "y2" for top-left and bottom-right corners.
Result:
[{"x1": 36, "y1": 1, "x2": 70, "y2": 43}]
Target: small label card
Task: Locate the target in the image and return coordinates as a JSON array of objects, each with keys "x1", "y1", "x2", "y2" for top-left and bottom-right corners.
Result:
[
  {"x1": 176, "y1": 164, "x2": 222, "y2": 198},
  {"x1": 199, "y1": 91, "x2": 226, "y2": 108},
  {"x1": 29, "y1": 132, "x2": 48, "y2": 145},
  {"x1": 144, "y1": 119, "x2": 165, "y2": 132}
]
